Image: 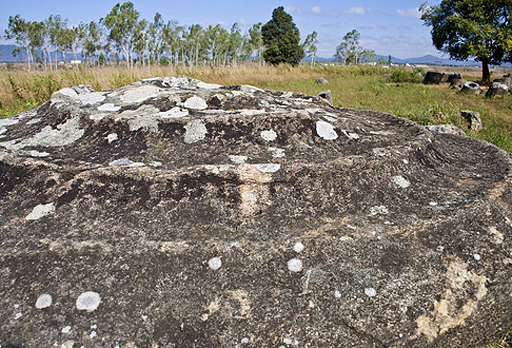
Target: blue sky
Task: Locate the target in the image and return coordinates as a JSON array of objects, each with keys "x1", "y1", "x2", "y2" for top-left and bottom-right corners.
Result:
[{"x1": 0, "y1": 0, "x2": 443, "y2": 59}]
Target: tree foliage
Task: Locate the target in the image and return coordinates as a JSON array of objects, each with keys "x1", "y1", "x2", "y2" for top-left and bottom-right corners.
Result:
[
  {"x1": 261, "y1": 6, "x2": 304, "y2": 66},
  {"x1": 2, "y1": 2, "x2": 281, "y2": 69},
  {"x1": 421, "y1": 0, "x2": 512, "y2": 83},
  {"x1": 303, "y1": 31, "x2": 318, "y2": 66},
  {"x1": 334, "y1": 29, "x2": 375, "y2": 65}
]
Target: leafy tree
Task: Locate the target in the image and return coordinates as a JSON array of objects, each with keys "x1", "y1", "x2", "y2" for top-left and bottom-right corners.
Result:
[
  {"x1": 334, "y1": 29, "x2": 362, "y2": 65},
  {"x1": 133, "y1": 19, "x2": 148, "y2": 67},
  {"x1": 421, "y1": 0, "x2": 512, "y2": 83},
  {"x1": 5, "y1": 15, "x2": 33, "y2": 70},
  {"x1": 102, "y1": 1, "x2": 140, "y2": 68},
  {"x1": 303, "y1": 31, "x2": 318, "y2": 66},
  {"x1": 205, "y1": 24, "x2": 229, "y2": 66},
  {"x1": 82, "y1": 21, "x2": 103, "y2": 65},
  {"x1": 262, "y1": 6, "x2": 304, "y2": 66},
  {"x1": 162, "y1": 20, "x2": 185, "y2": 66},
  {"x1": 247, "y1": 22, "x2": 263, "y2": 63},
  {"x1": 149, "y1": 13, "x2": 165, "y2": 65}
]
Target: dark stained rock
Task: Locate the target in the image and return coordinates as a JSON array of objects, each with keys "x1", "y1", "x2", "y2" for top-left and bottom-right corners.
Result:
[
  {"x1": 1, "y1": 77, "x2": 512, "y2": 348},
  {"x1": 441, "y1": 72, "x2": 461, "y2": 83},
  {"x1": 423, "y1": 71, "x2": 443, "y2": 84}
]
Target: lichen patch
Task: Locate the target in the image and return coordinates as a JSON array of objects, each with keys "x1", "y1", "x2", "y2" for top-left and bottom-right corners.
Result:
[
  {"x1": 184, "y1": 119, "x2": 207, "y2": 143},
  {"x1": 25, "y1": 203, "x2": 55, "y2": 221},
  {"x1": 76, "y1": 291, "x2": 101, "y2": 311},
  {"x1": 316, "y1": 121, "x2": 338, "y2": 140}
]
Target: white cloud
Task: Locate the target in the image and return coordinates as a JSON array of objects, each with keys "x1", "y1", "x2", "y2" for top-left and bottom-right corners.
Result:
[
  {"x1": 345, "y1": 7, "x2": 367, "y2": 15},
  {"x1": 311, "y1": 6, "x2": 321, "y2": 14},
  {"x1": 397, "y1": 8, "x2": 421, "y2": 18},
  {"x1": 285, "y1": 6, "x2": 303, "y2": 15}
]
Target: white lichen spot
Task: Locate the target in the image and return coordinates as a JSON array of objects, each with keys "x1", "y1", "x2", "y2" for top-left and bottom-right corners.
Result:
[
  {"x1": 14, "y1": 312, "x2": 22, "y2": 320},
  {"x1": 293, "y1": 242, "x2": 305, "y2": 253},
  {"x1": 120, "y1": 85, "x2": 160, "y2": 103},
  {"x1": 370, "y1": 205, "x2": 389, "y2": 215},
  {"x1": 252, "y1": 163, "x2": 280, "y2": 173},
  {"x1": 29, "y1": 150, "x2": 50, "y2": 157},
  {"x1": 197, "y1": 81, "x2": 222, "y2": 89},
  {"x1": 260, "y1": 130, "x2": 277, "y2": 142},
  {"x1": 184, "y1": 96, "x2": 208, "y2": 110},
  {"x1": 429, "y1": 202, "x2": 438, "y2": 206},
  {"x1": 283, "y1": 338, "x2": 293, "y2": 345},
  {"x1": 316, "y1": 121, "x2": 338, "y2": 140},
  {"x1": 61, "y1": 340, "x2": 75, "y2": 348},
  {"x1": 287, "y1": 258, "x2": 303, "y2": 272},
  {"x1": 334, "y1": 290, "x2": 342, "y2": 299},
  {"x1": 184, "y1": 119, "x2": 207, "y2": 144},
  {"x1": 26, "y1": 203, "x2": 55, "y2": 221},
  {"x1": 229, "y1": 155, "x2": 248, "y2": 164},
  {"x1": 108, "y1": 158, "x2": 144, "y2": 167},
  {"x1": 268, "y1": 147, "x2": 285, "y2": 158},
  {"x1": 489, "y1": 226, "x2": 504, "y2": 244},
  {"x1": 241, "y1": 337, "x2": 250, "y2": 344},
  {"x1": 35, "y1": 294, "x2": 52, "y2": 309},
  {"x1": 90, "y1": 331, "x2": 97, "y2": 339},
  {"x1": 208, "y1": 257, "x2": 222, "y2": 271},
  {"x1": 364, "y1": 287, "x2": 377, "y2": 297},
  {"x1": 97, "y1": 103, "x2": 121, "y2": 112},
  {"x1": 392, "y1": 175, "x2": 411, "y2": 188},
  {"x1": 76, "y1": 291, "x2": 101, "y2": 311},
  {"x1": 159, "y1": 107, "x2": 189, "y2": 118},
  {"x1": 403, "y1": 159, "x2": 409, "y2": 164},
  {"x1": 78, "y1": 93, "x2": 106, "y2": 105},
  {"x1": 62, "y1": 326, "x2": 72, "y2": 334},
  {"x1": 89, "y1": 114, "x2": 106, "y2": 120},
  {"x1": 107, "y1": 133, "x2": 118, "y2": 143},
  {"x1": 474, "y1": 254, "x2": 481, "y2": 261}
]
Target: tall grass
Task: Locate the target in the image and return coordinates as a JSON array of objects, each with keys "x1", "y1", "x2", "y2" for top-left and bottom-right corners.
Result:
[{"x1": 1, "y1": 63, "x2": 512, "y2": 153}]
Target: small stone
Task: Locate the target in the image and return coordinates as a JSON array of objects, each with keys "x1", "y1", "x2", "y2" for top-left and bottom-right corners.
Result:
[
  {"x1": 287, "y1": 258, "x2": 303, "y2": 272},
  {"x1": 76, "y1": 291, "x2": 101, "y2": 311},
  {"x1": 241, "y1": 337, "x2": 250, "y2": 344},
  {"x1": 61, "y1": 326, "x2": 72, "y2": 334},
  {"x1": 107, "y1": 133, "x2": 118, "y2": 143},
  {"x1": 208, "y1": 257, "x2": 222, "y2": 271},
  {"x1": 334, "y1": 290, "x2": 342, "y2": 299},
  {"x1": 35, "y1": 294, "x2": 52, "y2": 309},
  {"x1": 474, "y1": 254, "x2": 481, "y2": 261},
  {"x1": 364, "y1": 287, "x2": 377, "y2": 297}
]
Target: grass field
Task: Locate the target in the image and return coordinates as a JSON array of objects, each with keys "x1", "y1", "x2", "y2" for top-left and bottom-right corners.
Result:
[{"x1": 0, "y1": 63, "x2": 511, "y2": 347}]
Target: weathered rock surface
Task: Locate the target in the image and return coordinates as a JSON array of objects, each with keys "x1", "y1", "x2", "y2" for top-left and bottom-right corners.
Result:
[
  {"x1": 315, "y1": 77, "x2": 329, "y2": 84},
  {"x1": 450, "y1": 78, "x2": 467, "y2": 90},
  {"x1": 1, "y1": 77, "x2": 512, "y2": 348}
]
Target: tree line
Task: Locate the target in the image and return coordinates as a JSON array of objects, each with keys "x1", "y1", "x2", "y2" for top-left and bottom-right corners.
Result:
[{"x1": 4, "y1": 3, "x2": 322, "y2": 70}]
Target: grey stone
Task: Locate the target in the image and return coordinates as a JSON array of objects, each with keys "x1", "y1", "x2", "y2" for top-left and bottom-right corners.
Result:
[
  {"x1": 0, "y1": 77, "x2": 511, "y2": 348},
  {"x1": 486, "y1": 81, "x2": 509, "y2": 98},
  {"x1": 423, "y1": 71, "x2": 443, "y2": 84},
  {"x1": 461, "y1": 81, "x2": 483, "y2": 94},
  {"x1": 442, "y1": 72, "x2": 461, "y2": 83},
  {"x1": 461, "y1": 110, "x2": 483, "y2": 132},
  {"x1": 317, "y1": 90, "x2": 332, "y2": 104},
  {"x1": 450, "y1": 78, "x2": 466, "y2": 90},
  {"x1": 315, "y1": 77, "x2": 329, "y2": 84}
]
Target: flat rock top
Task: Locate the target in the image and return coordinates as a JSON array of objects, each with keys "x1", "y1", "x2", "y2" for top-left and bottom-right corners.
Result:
[{"x1": 1, "y1": 77, "x2": 512, "y2": 348}]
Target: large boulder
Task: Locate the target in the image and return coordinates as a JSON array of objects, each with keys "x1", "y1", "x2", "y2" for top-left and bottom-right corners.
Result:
[
  {"x1": 1, "y1": 77, "x2": 512, "y2": 348},
  {"x1": 450, "y1": 78, "x2": 466, "y2": 90},
  {"x1": 423, "y1": 71, "x2": 443, "y2": 84},
  {"x1": 486, "y1": 82, "x2": 509, "y2": 98}
]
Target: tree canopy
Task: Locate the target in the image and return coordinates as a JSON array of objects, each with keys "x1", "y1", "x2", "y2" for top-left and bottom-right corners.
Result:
[
  {"x1": 261, "y1": 6, "x2": 304, "y2": 66},
  {"x1": 421, "y1": 0, "x2": 512, "y2": 83},
  {"x1": 334, "y1": 29, "x2": 375, "y2": 65}
]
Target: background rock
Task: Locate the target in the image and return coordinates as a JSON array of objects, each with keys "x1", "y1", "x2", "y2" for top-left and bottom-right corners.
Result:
[
  {"x1": 315, "y1": 77, "x2": 329, "y2": 84},
  {"x1": 486, "y1": 81, "x2": 510, "y2": 98},
  {"x1": 0, "y1": 77, "x2": 511, "y2": 348},
  {"x1": 461, "y1": 109, "x2": 483, "y2": 132},
  {"x1": 423, "y1": 71, "x2": 443, "y2": 84},
  {"x1": 450, "y1": 78, "x2": 466, "y2": 90},
  {"x1": 461, "y1": 81, "x2": 483, "y2": 94}
]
